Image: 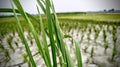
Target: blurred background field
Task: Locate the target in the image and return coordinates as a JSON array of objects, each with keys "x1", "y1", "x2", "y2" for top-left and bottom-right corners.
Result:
[{"x1": 0, "y1": 12, "x2": 120, "y2": 67}]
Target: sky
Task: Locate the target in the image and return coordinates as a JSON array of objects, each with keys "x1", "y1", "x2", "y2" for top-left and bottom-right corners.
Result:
[{"x1": 0, "y1": 0, "x2": 120, "y2": 14}]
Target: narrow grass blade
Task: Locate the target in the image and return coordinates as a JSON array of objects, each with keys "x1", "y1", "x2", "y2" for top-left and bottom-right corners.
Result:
[
  {"x1": 11, "y1": 2, "x2": 36, "y2": 67},
  {"x1": 37, "y1": 6, "x2": 52, "y2": 67},
  {"x1": 73, "y1": 39, "x2": 82, "y2": 67}
]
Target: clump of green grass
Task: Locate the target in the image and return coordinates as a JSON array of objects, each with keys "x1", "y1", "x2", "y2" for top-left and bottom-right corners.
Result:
[
  {"x1": 0, "y1": 43, "x2": 11, "y2": 65},
  {"x1": 14, "y1": 41, "x2": 19, "y2": 48},
  {"x1": 0, "y1": 0, "x2": 83, "y2": 67},
  {"x1": 111, "y1": 26, "x2": 117, "y2": 61},
  {"x1": 94, "y1": 26, "x2": 100, "y2": 44},
  {"x1": 87, "y1": 28, "x2": 91, "y2": 44},
  {"x1": 90, "y1": 46, "x2": 94, "y2": 58},
  {"x1": 4, "y1": 50, "x2": 11, "y2": 63},
  {"x1": 0, "y1": 43, "x2": 4, "y2": 51},
  {"x1": 83, "y1": 46, "x2": 88, "y2": 53},
  {"x1": 80, "y1": 34, "x2": 84, "y2": 43},
  {"x1": 103, "y1": 29, "x2": 109, "y2": 54},
  {"x1": 7, "y1": 35, "x2": 15, "y2": 52}
]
